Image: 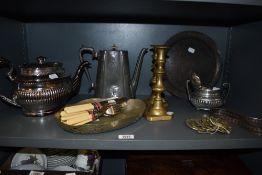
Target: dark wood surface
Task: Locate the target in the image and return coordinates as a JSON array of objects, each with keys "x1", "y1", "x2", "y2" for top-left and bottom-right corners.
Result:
[
  {"x1": 0, "y1": 170, "x2": 93, "y2": 175},
  {"x1": 127, "y1": 152, "x2": 252, "y2": 175}
]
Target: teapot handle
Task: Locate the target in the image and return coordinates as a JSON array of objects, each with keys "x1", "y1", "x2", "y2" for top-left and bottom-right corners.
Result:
[
  {"x1": 186, "y1": 80, "x2": 192, "y2": 101},
  {"x1": 79, "y1": 47, "x2": 97, "y2": 92},
  {"x1": 0, "y1": 57, "x2": 20, "y2": 107},
  {"x1": 222, "y1": 83, "x2": 230, "y2": 103},
  {"x1": 0, "y1": 57, "x2": 15, "y2": 81}
]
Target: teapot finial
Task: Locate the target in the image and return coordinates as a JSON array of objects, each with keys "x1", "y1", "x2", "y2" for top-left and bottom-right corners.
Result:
[
  {"x1": 112, "y1": 44, "x2": 117, "y2": 51},
  {"x1": 37, "y1": 56, "x2": 46, "y2": 64}
]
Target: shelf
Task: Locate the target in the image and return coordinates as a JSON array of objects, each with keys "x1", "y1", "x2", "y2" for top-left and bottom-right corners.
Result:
[
  {"x1": 169, "y1": 0, "x2": 262, "y2": 6},
  {"x1": 0, "y1": 95, "x2": 261, "y2": 150},
  {"x1": 0, "y1": 0, "x2": 262, "y2": 25}
]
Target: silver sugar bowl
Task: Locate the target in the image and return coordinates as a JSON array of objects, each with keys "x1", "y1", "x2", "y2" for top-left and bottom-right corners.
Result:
[{"x1": 186, "y1": 73, "x2": 230, "y2": 110}]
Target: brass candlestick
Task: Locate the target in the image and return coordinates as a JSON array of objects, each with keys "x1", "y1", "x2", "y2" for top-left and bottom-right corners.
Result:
[
  {"x1": 148, "y1": 45, "x2": 168, "y2": 106},
  {"x1": 146, "y1": 45, "x2": 173, "y2": 121},
  {"x1": 148, "y1": 45, "x2": 158, "y2": 105}
]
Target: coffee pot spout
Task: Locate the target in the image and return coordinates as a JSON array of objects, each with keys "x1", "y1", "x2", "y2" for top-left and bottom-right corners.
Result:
[{"x1": 130, "y1": 48, "x2": 148, "y2": 98}]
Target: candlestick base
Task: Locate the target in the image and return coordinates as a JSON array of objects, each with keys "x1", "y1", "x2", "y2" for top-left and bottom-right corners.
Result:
[{"x1": 146, "y1": 114, "x2": 173, "y2": 122}]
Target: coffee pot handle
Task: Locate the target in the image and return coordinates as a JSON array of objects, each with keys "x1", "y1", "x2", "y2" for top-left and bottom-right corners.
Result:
[
  {"x1": 80, "y1": 47, "x2": 97, "y2": 60},
  {"x1": 79, "y1": 47, "x2": 97, "y2": 92}
]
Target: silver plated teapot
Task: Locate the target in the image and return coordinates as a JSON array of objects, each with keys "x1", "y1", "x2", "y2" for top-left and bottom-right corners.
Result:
[
  {"x1": 0, "y1": 56, "x2": 90, "y2": 116},
  {"x1": 80, "y1": 45, "x2": 148, "y2": 98}
]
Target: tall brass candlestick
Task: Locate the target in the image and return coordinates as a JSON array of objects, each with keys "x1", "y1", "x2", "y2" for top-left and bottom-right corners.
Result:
[
  {"x1": 148, "y1": 45, "x2": 158, "y2": 105},
  {"x1": 146, "y1": 45, "x2": 173, "y2": 121}
]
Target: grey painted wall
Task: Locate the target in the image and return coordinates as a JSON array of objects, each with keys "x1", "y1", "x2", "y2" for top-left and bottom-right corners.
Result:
[
  {"x1": 0, "y1": 18, "x2": 26, "y2": 109},
  {"x1": 226, "y1": 21, "x2": 262, "y2": 117},
  {"x1": 25, "y1": 23, "x2": 228, "y2": 97},
  {"x1": 225, "y1": 21, "x2": 262, "y2": 175},
  {"x1": 0, "y1": 17, "x2": 25, "y2": 164}
]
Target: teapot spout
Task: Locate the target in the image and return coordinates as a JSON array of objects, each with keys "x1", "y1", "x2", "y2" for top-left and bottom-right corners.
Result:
[
  {"x1": 130, "y1": 48, "x2": 148, "y2": 98},
  {"x1": 0, "y1": 95, "x2": 20, "y2": 107},
  {"x1": 72, "y1": 61, "x2": 91, "y2": 96}
]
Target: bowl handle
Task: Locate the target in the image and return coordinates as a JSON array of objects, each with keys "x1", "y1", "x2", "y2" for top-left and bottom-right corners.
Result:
[
  {"x1": 222, "y1": 83, "x2": 230, "y2": 103},
  {"x1": 186, "y1": 80, "x2": 192, "y2": 101}
]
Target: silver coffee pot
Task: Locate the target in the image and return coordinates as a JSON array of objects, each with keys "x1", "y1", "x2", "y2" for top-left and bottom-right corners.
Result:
[{"x1": 80, "y1": 45, "x2": 148, "y2": 98}]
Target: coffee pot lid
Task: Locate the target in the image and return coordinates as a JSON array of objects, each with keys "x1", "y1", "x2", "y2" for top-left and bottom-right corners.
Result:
[
  {"x1": 104, "y1": 44, "x2": 126, "y2": 52},
  {"x1": 20, "y1": 56, "x2": 65, "y2": 77}
]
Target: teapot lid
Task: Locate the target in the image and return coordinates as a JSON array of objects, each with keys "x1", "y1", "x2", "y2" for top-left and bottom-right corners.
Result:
[{"x1": 20, "y1": 56, "x2": 65, "y2": 77}]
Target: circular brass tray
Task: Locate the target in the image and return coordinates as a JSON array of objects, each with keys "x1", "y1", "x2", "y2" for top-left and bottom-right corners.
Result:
[{"x1": 55, "y1": 98, "x2": 146, "y2": 134}]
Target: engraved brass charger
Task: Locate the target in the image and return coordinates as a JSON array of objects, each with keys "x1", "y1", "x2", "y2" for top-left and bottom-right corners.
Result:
[{"x1": 55, "y1": 98, "x2": 146, "y2": 134}]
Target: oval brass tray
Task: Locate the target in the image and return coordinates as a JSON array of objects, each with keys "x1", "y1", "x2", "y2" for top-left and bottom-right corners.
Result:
[
  {"x1": 55, "y1": 98, "x2": 146, "y2": 134},
  {"x1": 164, "y1": 31, "x2": 221, "y2": 99}
]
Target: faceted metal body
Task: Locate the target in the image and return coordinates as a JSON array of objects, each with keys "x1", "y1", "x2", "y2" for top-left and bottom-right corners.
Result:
[{"x1": 80, "y1": 46, "x2": 148, "y2": 98}]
